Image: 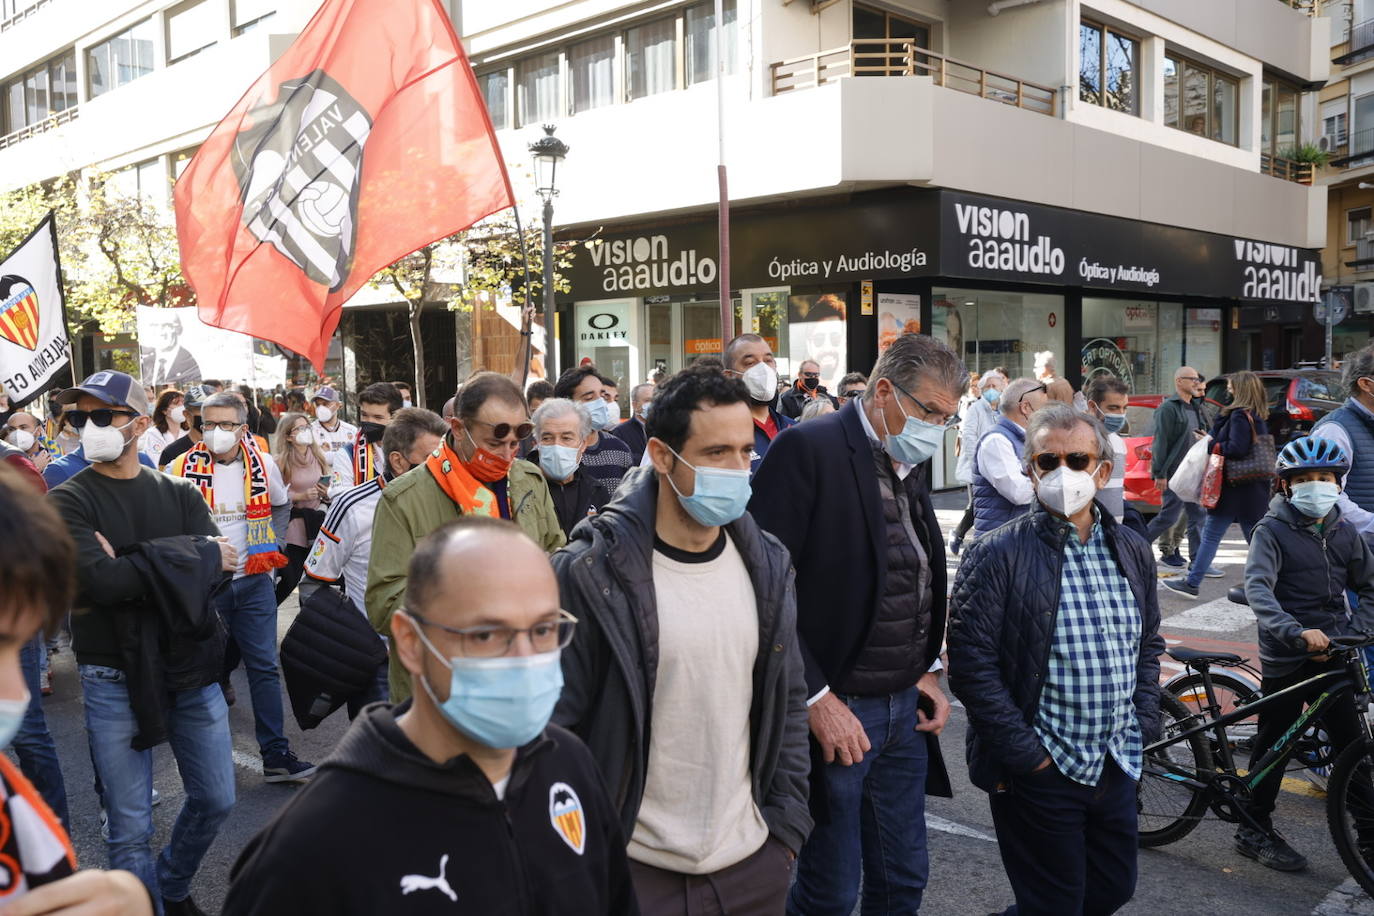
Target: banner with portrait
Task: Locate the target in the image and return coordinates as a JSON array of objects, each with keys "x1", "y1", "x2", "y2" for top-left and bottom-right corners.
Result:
[
  {"x1": 137, "y1": 305, "x2": 285, "y2": 388},
  {"x1": 787, "y1": 292, "x2": 847, "y2": 394}
]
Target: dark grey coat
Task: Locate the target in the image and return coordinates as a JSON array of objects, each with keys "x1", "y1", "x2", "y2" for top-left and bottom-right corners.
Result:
[{"x1": 551, "y1": 467, "x2": 814, "y2": 854}]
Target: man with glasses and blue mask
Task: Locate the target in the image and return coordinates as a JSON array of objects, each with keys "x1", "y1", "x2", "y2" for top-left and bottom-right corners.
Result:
[
  {"x1": 553, "y1": 365, "x2": 811, "y2": 915},
  {"x1": 529, "y1": 398, "x2": 607, "y2": 538},
  {"x1": 970, "y1": 377, "x2": 1050, "y2": 539},
  {"x1": 948, "y1": 403, "x2": 1164, "y2": 916},
  {"x1": 553, "y1": 366, "x2": 634, "y2": 503},
  {"x1": 225, "y1": 518, "x2": 636, "y2": 916},
  {"x1": 750, "y1": 333, "x2": 961, "y2": 916}
]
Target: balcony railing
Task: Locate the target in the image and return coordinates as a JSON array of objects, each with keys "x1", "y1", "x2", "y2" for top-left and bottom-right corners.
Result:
[
  {"x1": 1332, "y1": 126, "x2": 1374, "y2": 168},
  {"x1": 0, "y1": 106, "x2": 78, "y2": 151},
  {"x1": 1259, "y1": 154, "x2": 1315, "y2": 184},
  {"x1": 0, "y1": 0, "x2": 54, "y2": 31},
  {"x1": 1336, "y1": 17, "x2": 1374, "y2": 63},
  {"x1": 770, "y1": 39, "x2": 1056, "y2": 117}
]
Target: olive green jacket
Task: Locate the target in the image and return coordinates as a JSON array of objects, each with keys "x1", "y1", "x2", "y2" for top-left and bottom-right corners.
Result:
[{"x1": 365, "y1": 456, "x2": 566, "y2": 701}]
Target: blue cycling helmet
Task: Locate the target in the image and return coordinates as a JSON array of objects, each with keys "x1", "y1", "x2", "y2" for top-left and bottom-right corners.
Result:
[{"x1": 1275, "y1": 436, "x2": 1350, "y2": 481}]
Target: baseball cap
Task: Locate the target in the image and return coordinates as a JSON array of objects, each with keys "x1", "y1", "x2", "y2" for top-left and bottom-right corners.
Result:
[
  {"x1": 312, "y1": 386, "x2": 339, "y2": 403},
  {"x1": 183, "y1": 384, "x2": 209, "y2": 408},
  {"x1": 56, "y1": 371, "x2": 149, "y2": 416}
]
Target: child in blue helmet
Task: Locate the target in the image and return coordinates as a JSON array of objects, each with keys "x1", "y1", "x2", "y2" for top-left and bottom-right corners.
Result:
[{"x1": 1238, "y1": 436, "x2": 1374, "y2": 872}]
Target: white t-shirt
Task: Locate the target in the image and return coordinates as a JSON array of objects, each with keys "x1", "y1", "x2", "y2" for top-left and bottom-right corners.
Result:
[
  {"x1": 326, "y1": 441, "x2": 386, "y2": 498},
  {"x1": 210, "y1": 452, "x2": 288, "y2": 578},
  {"x1": 309, "y1": 418, "x2": 358, "y2": 458},
  {"x1": 139, "y1": 426, "x2": 180, "y2": 468},
  {"x1": 304, "y1": 478, "x2": 382, "y2": 614}
]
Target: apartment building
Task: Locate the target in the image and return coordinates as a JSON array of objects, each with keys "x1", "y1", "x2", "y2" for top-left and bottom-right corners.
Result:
[{"x1": 466, "y1": 0, "x2": 1330, "y2": 475}]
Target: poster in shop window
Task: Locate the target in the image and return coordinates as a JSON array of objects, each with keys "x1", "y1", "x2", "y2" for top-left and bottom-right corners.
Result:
[
  {"x1": 876, "y1": 293, "x2": 921, "y2": 355},
  {"x1": 788, "y1": 293, "x2": 847, "y2": 394}
]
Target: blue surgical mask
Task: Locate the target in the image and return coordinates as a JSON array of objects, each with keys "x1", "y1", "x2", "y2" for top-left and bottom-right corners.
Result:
[
  {"x1": 982, "y1": 388, "x2": 1001, "y2": 405},
  {"x1": 640, "y1": 402, "x2": 652, "y2": 421},
  {"x1": 584, "y1": 397, "x2": 611, "y2": 429},
  {"x1": 1101, "y1": 413, "x2": 1127, "y2": 434},
  {"x1": 414, "y1": 625, "x2": 563, "y2": 749},
  {"x1": 1289, "y1": 480, "x2": 1340, "y2": 519},
  {"x1": 880, "y1": 396, "x2": 946, "y2": 466},
  {"x1": 665, "y1": 444, "x2": 752, "y2": 527},
  {"x1": 0, "y1": 690, "x2": 30, "y2": 749},
  {"x1": 539, "y1": 444, "x2": 580, "y2": 481}
]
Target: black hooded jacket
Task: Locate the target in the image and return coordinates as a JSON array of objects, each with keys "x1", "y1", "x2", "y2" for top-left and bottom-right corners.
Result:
[{"x1": 224, "y1": 704, "x2": 637, "y2": 916}]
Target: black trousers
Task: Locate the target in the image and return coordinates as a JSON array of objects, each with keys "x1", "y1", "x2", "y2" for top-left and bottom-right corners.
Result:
[
  {"x1": 1249, "y1": 658, "x2": 1362, "y2": 827},
  {"x1": 954, "y1": 490, "x2": 976, "y2": 541},
  {"x1": 989, "y1": 758, "x2": 1137, "y2": 916}
]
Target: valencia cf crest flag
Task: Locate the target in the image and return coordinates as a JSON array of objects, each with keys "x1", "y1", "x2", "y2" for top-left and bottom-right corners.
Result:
[
  {"x1": 0, "y1": 214, "x2": 72, "y2": 409},
  {"x1": 173, "y1": 0, "x2": 514, "y2": 370}
]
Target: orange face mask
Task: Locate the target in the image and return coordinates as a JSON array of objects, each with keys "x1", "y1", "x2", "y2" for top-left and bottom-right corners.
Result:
[{"x1": 462, "y1": 428, "x2": 513, "y2": 483}]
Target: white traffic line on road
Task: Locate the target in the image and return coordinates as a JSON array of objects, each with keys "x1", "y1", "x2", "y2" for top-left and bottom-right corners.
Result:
[
  {"x1": 926, "y1": 814, "x2": 996, "y2": 843},
  {"x1": 1160, "y1": 597, "x2": 1255, "y2": 633},
  {"x1": 1313, "y1": 878, "x2": 1374, "y2": 915},
  {"x1": 231, "y1": 747, "x2": 262, "y2": 774}
]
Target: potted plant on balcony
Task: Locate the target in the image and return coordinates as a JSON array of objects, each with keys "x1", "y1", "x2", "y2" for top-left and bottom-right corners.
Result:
[{"x1": 1277, "y1": 143, "x2": 1330, "y2": 184}]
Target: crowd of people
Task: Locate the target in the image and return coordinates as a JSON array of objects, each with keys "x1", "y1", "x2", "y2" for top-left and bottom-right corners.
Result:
[{"x1": 2, "y1": 332, "x2": 1374, "y2": 914}]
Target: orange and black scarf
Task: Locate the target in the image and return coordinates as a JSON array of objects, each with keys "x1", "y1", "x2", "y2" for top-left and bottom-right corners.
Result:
[
  {"x1": 0, "y1": 755, "x2": 74, "y2": 897},
  {"x1": 171, "y1": 440, "x2": 287, "y2": 575},
  {"x1": 425, "y1": 440, "x2": 501, "y2": 517}
]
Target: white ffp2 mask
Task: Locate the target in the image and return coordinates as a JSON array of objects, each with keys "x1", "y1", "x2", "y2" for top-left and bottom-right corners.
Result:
[{"x1": 1036, "y1": 466, "x2": 1098, "y2": 517}]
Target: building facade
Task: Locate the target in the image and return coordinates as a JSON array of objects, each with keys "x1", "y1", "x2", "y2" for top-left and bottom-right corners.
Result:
[{"x1": 466, "y1": 0, "x2": 1333, "y2": 453}]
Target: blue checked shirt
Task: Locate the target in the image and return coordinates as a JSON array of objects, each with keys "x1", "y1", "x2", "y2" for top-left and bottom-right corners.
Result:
[{"x1": 1033, "y1": 517, "x2": 1143, "y2": 786}]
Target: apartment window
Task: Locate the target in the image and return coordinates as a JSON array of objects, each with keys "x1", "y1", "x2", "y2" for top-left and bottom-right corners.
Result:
[
  {"x1": 685, "y1": 0, "x2": 738, "y2": 86},
  {"x1": 626, "y1": 17, "x2": 675, "y2": 101},
  {"x1": 852, "y1": 3, "x2": 930, "y2": 45},
  {"x1": 107, "y1": 157, "x2": 167, "y2": 206},
  {"x1": 231, "y1": 0, "x2": 274, "y2": 35},
  {"x1": 2, "y1": 50, "x2": 76, "y2": 135},
  {"x1": 172, "y1": 147, "x2": 199, "y2": 179},
  {"x1": 1163, "y1": 54, "x2": 1239, "y2": 147},
  {"x1": 167, "y1": 0, "x2": 220, "y2": 64},
  {"x1": 87, "y1": 18, "x2": 156, "y2": 98},
  {"x1": 1325, "y1": 111, "x2": 1349, "y2": 146},
  {"x1": 1079, "y1": 20, "x2": 1139, "y2": 115},
  {"x1": 1350, "y1": 208, "x2": 1372, "y2": 245},
  {"x1": 478, "y1": 70, "x2": 509, "y2": 130},
  {"x1": 1261, "y1": 77, "x2": 1300, "y2": 157},
  {"x1": 516, "y1": 52, "x2": 560, "y2": 128},
  {"x1": 569, "y1": 35, "x2": 614, "y2": 113}
]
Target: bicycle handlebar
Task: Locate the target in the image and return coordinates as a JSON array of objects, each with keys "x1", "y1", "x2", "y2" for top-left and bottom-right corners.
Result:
[{"x1": 1307, "y1": 633, "x2": 1374, "y2": 655}]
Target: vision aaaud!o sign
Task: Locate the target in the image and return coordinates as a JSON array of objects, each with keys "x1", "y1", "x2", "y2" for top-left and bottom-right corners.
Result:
[{"x1": 588, "y1": 235, "x2": 717, "y2": 294}]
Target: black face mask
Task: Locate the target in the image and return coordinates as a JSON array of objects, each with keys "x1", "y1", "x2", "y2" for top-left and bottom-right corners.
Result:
[
  {"x1": 802, "y1": 377, "x2": 820, "y2": 391},
  {"x1": 359, "y1": 421, "x2": 386, "y2": 444}
]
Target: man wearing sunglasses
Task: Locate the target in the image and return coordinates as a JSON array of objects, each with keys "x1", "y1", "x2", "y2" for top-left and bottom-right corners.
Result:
[
  {"x1": 1144, "y1": 366, "x2": 1218, "y2": 575},
  {"x1": 778, "y1": 359, "x2": 839, "y2": 421},
  {"x1": 553, "y1": 366, "x2": 811, "y2": 914},
  {"x1": 751, "y1": 333, "x2": 962, "y2": 916},
  {"x1": 970, "y1": 377, "x2": 1049, "y2": 540},
  {"x1": 949, "y1": 403, "x2": 1164, "y2": 916},
  {"x1": 225, "y1": 519, "x2": 636, "y2": 916},
  {"x1": 368, "y1": 372, "x2": 565, "y2": 704}
]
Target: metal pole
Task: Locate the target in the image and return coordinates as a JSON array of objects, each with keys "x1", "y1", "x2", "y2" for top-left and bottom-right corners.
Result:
[
  {"x1": 715, "y1": 0, "x2": 731, "y2": 354},
  {"x1": 543, "y1": 196, "x2": 557, "y2": 378},
  {"x1": 1326, "y1": 305, "x2": 1334, "y2": 369}
]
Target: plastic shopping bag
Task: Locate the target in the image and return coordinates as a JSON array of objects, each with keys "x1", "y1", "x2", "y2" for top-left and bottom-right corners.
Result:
[
  {"x1": 1199, "y1": 447, "x2": 1225, "y2": 510},
  {"x1": 1168, "y1": 435, "x2": 1212, "y2": 504}
]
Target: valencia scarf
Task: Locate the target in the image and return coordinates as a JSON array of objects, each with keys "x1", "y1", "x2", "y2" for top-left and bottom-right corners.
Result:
[
  {"x1": 353, "y1": 430, "x2": 377, "y2": 486},
  {"x1": 0, "y1": 755, "x2": 74, "y2": 897},
  {"x1": 171, "y1": 439, "x2": 287, "y2": 574},
  {"x1": 35, "y1": 431, "x2": 60, "y2": 458},
  {"x1": 425, "y1": 440, "x2": 500, "y2": 518}
]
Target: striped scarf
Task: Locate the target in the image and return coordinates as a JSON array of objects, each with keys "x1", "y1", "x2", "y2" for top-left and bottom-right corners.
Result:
[
  {"x1": 35, "y1": 431, "x2": 60, "y2": 458},
  {"x1": 171, "y1": 440, "x2": 287, "y2": 575},
  {"x1": 353, "y1": 429, "x2": 377, "y2": 486},
  {"x1": 425, "y1": 440, "x2": 500, "y2": 517}
]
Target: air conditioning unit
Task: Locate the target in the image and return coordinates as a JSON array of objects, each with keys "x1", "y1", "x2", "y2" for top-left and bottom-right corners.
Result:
[
  {"x1": 1320, "y1": 134, "x2": 1335, "y2": 151},
  {"x1": 1354, "y1": 282, "x2": 1374, "y2": 315}
]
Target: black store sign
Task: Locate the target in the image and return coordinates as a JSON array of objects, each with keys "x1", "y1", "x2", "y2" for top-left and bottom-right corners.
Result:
[{"x1": 563, "y1": 190, "x2": 1321, "y2": 305}]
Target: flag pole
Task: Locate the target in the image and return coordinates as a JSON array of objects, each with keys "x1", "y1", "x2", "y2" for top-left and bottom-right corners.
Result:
[
  {"x1": 511, "y1": 203, "x2": 536, "y2": 390},
  {"x1": 715, "y1": 0, "x2": 731, "y2": 356}
]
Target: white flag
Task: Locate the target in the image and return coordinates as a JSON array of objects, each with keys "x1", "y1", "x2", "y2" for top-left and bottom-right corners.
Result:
[{"x1": 0, "y1": 214, "x2": 70, "y2": 407}]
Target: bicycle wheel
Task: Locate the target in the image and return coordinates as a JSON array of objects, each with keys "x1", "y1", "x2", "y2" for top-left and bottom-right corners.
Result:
[
  {"x1": 1325, "y1": 741, "x2": 1374, "y2": 897},
  {"x1": 1168, "y1": 671, "x2": 1259, "y2": 762},
  {"x1": 1138, "y1": 692, "x2": 1215, "y2": 847}
]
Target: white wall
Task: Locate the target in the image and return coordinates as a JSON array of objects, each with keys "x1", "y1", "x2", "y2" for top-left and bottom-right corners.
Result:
[{"x1": 945, "y1": 0, "x2": 1070, "y2": 92}]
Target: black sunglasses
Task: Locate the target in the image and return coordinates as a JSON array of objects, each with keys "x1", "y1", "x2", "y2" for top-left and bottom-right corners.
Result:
[
  {"x1": 1032, "y1": 452, "x2": 1097, "y2": 473},
  {"x1": 67, "y1": 408, "x2": 138, "y2": 429},
  {"x1": 469, "y1": 418, "x2": 534, "y2": 442},
  {"x1": 1018, "y1": 383, "x2": 1048, "y2": 405}
]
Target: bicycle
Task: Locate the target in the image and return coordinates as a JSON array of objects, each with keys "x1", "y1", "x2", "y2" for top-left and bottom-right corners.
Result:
[{"x1": 1138, "y1": 632, "x2": 1374, "y2": 895}]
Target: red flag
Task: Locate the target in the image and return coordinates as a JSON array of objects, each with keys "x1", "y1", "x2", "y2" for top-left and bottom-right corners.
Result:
[{"x1": 174, "y1": 0, "x2": 513, "y2": 369}]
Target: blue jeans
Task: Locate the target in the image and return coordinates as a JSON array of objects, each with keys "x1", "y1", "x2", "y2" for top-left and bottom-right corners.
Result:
[
  {"x1": 788, "y1": 686, "x2": 930, "y2": 916},
  {"x1": 214, "y1": 573, "x2": 289, "y2": 758},
  {"x1": 1145, "y1": 485, "x2": 1206, "y2": 559},
  {"x1": 1184, "y1": 508, "x2": 1263, "y2": 588},
  {"x1": 14, "y1": 635, "x2": 68, "y2": 829},
  {"x1": 81, "y1": 666, "x2": 235, "y2": 908}
]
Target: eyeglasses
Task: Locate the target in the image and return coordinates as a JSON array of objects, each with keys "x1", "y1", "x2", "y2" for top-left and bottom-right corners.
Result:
[
  {"x1": 890, "y1": 380, "x2": 959, "y2": 428},
  {"x1": 842, "y1": 389, "x2": 867, "y2": 400},
  {"x1": 1032, "y1": 452, "x2": 1098, "y2": 473},
  {"x1": 1179, "y1": 376, "x2": 1205, "y2": 384},
  {"x1": 468, "y1": 417, "x2": 534, "y2": 442},
  {"x1": 67, "y1": 409, "x2": 138, "y2": 429},
  {"x1": 407, "y1": 608, "x2": 578, "y2": 658},
  {"x1": 801, "y1": 371, "x2": 821, "y2": 379},
  {"x1": 202, "y1": 420, "x2": 242, "y2": 433},
  {"x1": 1018, "y1": 383, "x2": 1048, "y2": 405}
]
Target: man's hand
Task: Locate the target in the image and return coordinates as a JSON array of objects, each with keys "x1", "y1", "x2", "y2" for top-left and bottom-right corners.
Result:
[
  {"x1": 915, "y1": 671, "x2": 951, "y2": 735},
  {"x1": 214, "y1": 536, "x2": 238, "y2": 572},
  {"x1": 0, "y1": 869, "x2": 153, "y2": 915},
  {"x1": 93, "y1": 532, "x2": 116, "y2": 559},
  {"x1": 1301, "y1": 628, "x2": 1331, "y2": 658},
  {"x1": 809, "y1": 692, "x2": 871, "y2": 766}
]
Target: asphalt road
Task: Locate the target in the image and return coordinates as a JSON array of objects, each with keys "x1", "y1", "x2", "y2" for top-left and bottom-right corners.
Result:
[{"x1": 24, "y1": 491, "x2": 1374, "y2": 914}]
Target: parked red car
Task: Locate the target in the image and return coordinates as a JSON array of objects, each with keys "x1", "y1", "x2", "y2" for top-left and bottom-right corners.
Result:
[{"x1": 1122, "y1": 394, "x2": 1164, "y2": 515}]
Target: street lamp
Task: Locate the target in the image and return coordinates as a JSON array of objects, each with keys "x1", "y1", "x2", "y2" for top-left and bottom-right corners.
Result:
[{"x1": 529, "y1": 124, "x2": 569, "y2": 378}]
